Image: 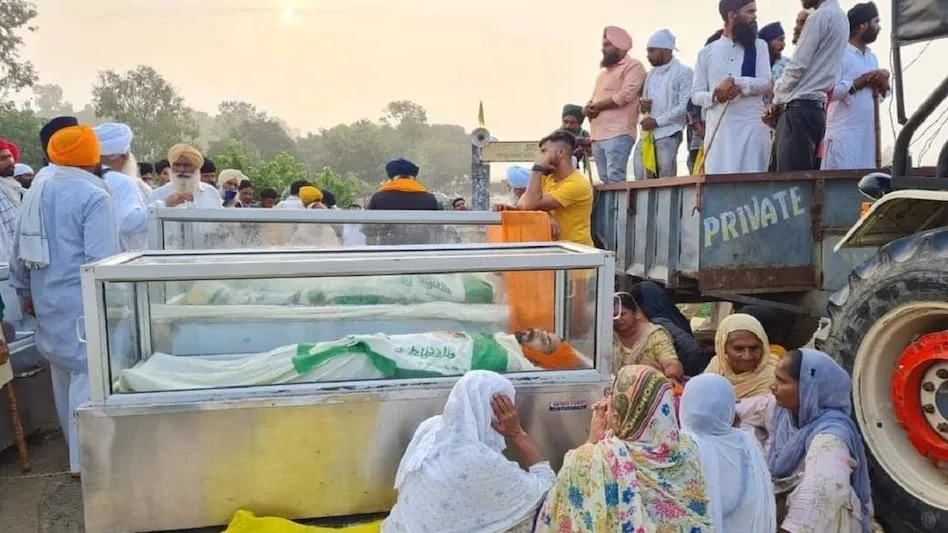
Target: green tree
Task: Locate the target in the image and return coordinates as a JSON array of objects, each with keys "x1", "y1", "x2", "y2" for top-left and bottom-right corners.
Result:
[
  {"x1": 214, "y1": 100, "x2": 267, "y2": 137},
  {"x1": 310, "y1": 167, "x2": 371, "y2": 207},
  {"x1": 207, "y1": 137, "x2": 256, "y2": 173},
  {"x1": 0, "y1": 102, "x2": 46, "y2": 166},
  {"x1": 232, "y1": 118, "x2": 297, "y2": 160},
  {"x1": 0, "y1": 0, "x2": 38, "y2": 94},
  {"x1": 92, "y1": 65, "x2": 199, "y2": 160},
  {"x1": 32, "y1": 83, "x2": 73, "y2": 118},
  {"x1": 249, "y1": 152, "x2": 308, "y2": 193}
]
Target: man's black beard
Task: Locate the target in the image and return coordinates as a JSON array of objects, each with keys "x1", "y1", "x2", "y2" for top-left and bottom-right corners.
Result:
[
  {"x1": 864, "y1": 28, "x2": 879, "y2": 44},
  {"x1": 733, "y1": 20, "x2": 759, "y2": 49},
  {"x1": 601, "y1": 50, "x2": 621, "y2": 68},
  {"x1": 0, "y1": 166, "x2": 13, "y2": 178},
  {"x1": 802, "y1": 0, "x2": 819, "y2": 8}
]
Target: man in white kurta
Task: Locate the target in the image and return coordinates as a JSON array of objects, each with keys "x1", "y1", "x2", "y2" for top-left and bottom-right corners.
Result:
[
  {"x1": 11, "y1": 125, "x2": 119, "y2": 475},
  {"x1": 821, "y1": 2, "x2": 889, "y2": 170},
  {"x1": 691, "y1": 0, "x2": 773, "y2": 174},
  {"x1": 94, "y1": 123, "x2": 150, "y2": 251},
  {"x1": 149, "y1": 144, "x2": 222, "y2": 249},
  {"x1": 633, "y1": 29, "x2": 693, "y2": 179}
]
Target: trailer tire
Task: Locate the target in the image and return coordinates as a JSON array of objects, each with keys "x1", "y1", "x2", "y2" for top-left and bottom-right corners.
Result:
[{"x1": 824, "y1": 228, "x2": 948, "y2": 533}]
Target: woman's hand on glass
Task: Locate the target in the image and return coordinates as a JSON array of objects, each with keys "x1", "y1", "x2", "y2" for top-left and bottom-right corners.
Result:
[{"x1": 491, "y1": 393, "x2": 526, "y2": 439}]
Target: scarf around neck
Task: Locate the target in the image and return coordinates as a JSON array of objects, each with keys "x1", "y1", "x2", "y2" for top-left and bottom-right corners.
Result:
[{"x1": 379, "y1": 178, "x2": 427, "y2": 193}]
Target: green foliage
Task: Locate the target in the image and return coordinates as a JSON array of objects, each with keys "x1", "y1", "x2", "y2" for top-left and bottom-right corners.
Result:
[
  {"x1": 309, "y1": 167, "x2": 371, "y2": 207},
  {"x1": 208, "y1": 138, "x2": 256, "y2": 173},
  {"x1": 31, "y1": 83, "x2": 72, "y2": 118},
  {"x1": 0, "y1": 102, "x2": 46, "y2": 166},
  {"x1": 92, "y1": 66, "x2": 199, "y2": 160},
  {"x1": 0, "y1": 0, "x2": 38, "y2": 94},
  {"x1": 248, "y1": 152, "x2": 308, "y2": 193}
]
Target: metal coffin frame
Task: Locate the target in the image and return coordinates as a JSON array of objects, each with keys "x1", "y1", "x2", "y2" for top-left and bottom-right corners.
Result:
[
  {"x1": 147, "y1": 207, "x2": 503, "y2": 250},
  {"x1": 78, "y1": 243, "x2": 615, "y2": 533},
  {"x1": 597, "y1": 170, "x2": 881, "y2": 299}
]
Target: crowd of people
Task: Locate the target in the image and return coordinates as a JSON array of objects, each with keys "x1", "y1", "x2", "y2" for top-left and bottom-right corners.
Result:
[
  {"x1": 512, "y1": 0, "x2": 887, "y2": 184},
  {"x1": 0, "y1": 0, "x2": 886, "y2": 530},
  {"x1": 385, "y1": 308, "x2": 872, "y2": 532}
]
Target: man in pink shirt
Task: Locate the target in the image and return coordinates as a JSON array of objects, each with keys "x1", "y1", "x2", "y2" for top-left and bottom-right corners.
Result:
[{"x1": 584, "y1": 26, "x2": 647, "y2": 183}]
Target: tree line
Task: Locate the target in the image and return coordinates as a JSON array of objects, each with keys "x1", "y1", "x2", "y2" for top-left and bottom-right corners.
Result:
[{"x1": 0, "y1": 3, "x2": 473, "y2": 205}]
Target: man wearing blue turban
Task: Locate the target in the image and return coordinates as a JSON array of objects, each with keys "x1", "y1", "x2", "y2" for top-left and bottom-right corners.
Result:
[
  {"x1": 366, "y1": 157, "x2": 439, "y2": 242},
  {"x1": 759, "y1": 22, "x2": 790, "y2": 82}
]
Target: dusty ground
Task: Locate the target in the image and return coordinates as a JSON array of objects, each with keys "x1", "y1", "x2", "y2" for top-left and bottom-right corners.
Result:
[{"x1": 0, "y1": 422, "x2": 84, "y2": 533}]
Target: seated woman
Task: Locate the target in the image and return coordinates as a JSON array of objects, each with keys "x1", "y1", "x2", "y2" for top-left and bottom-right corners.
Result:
[
  {"x1": 740, "y1": 304, "x2": 794, "y2": 359},
  {"x1": 769, "y1": 349, "x2": 872, "y2": 533},
  {"x1": 637, "y1": 281, "x2": 706, "y2": 376},
  {"x1": 704, "y1": 313, "x2": 776, "y2": 452},
  {"x1": 535, "y1": 365, "x2": 712, "y2": 532},
  {"x1": 612, "y1": 289, "x2": 684, "y2": 383},
  {"x1": 680, "y1": 374, "x2": 776, "y2": 533},
  {"x1": 383, "y1": 371, "x2": 554, "y2": 533}
]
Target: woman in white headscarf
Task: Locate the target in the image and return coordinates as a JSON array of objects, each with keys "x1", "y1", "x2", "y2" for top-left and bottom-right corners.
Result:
[
  {"x1": 680, "y1": 373, "x2": 776, "y2": 533},
  {"x1": 383, "y1": 371, "x2": 555, "y2": 533}
]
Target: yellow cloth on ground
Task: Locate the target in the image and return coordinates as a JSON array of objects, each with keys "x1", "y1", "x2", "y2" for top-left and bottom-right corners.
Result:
[
  {"x1": 704, "y1": 313, "x2": 775, "y2": 399},
  {"x1": 222, "y1": 510, "x2": 381, "y2": 533},
  {"x1": 487, "y1": 211, "x2": 554, "y2": 333}
]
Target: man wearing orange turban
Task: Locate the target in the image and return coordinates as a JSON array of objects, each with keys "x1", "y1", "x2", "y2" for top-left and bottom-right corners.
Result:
[
  {"x1": 150, "y1": 143, "x2": 222, "y2": 209},
  {"x1": 11, "y1": 124, "x2": 118, "y2": 476}
]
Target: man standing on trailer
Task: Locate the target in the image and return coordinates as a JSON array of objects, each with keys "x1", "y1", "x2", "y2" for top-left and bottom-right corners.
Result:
[
  {"x1": 634, "y1": 29, "x2": 693, "y2": 179},
  {"x1": 11, "y1": 125, "x2": 119, "y2": 476},
  {"x1": 821, "y1": 2, "x2": 889, "y2": 170},
  {"x1": 584, "y1": 26, "x2": 646, "y2": 183},
  {"x1": 691, "y1": 0, "x2": 773, "y2": 174},
  {"x1": 767, "y1": 0, "x2": 848, "y2": 172}
]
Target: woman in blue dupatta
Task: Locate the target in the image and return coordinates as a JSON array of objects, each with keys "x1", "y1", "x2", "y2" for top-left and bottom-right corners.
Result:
[{"x1": 769, "y1": 349, "x2": 872, "y2": 533}]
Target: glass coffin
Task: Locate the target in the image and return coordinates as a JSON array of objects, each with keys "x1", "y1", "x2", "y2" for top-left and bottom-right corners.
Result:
[{"x1": 81, "y1": 243, "x2": 614, "y2": 403}]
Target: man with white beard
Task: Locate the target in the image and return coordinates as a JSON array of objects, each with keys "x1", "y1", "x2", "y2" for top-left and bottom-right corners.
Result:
[
  {"x1": 94, "y1": 123, "x2": 150, "y2": 251},
  {"x1": 150, "y1": 144, "x2": 223, "y2": 209}
]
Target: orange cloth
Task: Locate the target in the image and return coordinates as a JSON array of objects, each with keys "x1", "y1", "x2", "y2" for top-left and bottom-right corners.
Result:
[
  {"x1": 487, "y1": 211, "x2": 554, "y2": 332},
  {"x1": 378, "y1": 178, "x2": 427, "y2": 193},
  {"x1": 521, "y1": 343, "x2": 583, "y2": 370},
  {"x1": 47, "y1": 126, "x2": 100, "y2": 167}
]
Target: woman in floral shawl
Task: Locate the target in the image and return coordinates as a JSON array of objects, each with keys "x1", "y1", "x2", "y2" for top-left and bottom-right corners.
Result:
[{"x1": 534, "y1": 365, "x2": 712, "y2": 532}]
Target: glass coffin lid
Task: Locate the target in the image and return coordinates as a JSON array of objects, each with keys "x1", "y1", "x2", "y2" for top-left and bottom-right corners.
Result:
[{"x1": 81, "y1": 243, "x2": 615, "y2": 403}]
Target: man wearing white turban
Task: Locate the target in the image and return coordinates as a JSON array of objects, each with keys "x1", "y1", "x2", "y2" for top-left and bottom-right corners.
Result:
[{"x1": 94, "y1": 123, "x2": 151, "y2": 251}]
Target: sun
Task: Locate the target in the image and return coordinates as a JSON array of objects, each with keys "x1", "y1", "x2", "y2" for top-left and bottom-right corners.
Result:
[{"x1": 281, "y1": 8, "x2": 296, "y2": 23}]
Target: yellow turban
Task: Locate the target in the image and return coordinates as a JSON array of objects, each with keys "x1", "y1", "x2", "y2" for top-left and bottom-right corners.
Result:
[
  {"x1": 167, "y1": 143, "x2": 204, "y2": 169},
  {"x1": 299, "y1": 186, "x2": 323, "y2": 205},
  {"x1": 47, "y1": 125, "x2": 101, "y2": 167}
]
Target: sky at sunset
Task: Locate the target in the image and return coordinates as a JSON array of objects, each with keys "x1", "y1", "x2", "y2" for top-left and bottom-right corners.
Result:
[{"x1": 20, "y1": 0, "x2": 948, "y2": 164}]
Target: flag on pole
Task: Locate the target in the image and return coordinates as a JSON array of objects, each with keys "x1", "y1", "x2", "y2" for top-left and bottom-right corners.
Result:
[{"x1": 477, "y1": 101, "x2": 485, "y2": 127}]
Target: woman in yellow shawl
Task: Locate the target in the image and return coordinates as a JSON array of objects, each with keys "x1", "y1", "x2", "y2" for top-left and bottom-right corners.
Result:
[
  {"x1": 612, "y1": 289, "x2": 684, "y2": 383},
  {"x1": 704, "y1": 313, "x2": 777, "y2": 453},
  {"x1": 534, "y1": 365, "x2": 712, "y2": 532}
]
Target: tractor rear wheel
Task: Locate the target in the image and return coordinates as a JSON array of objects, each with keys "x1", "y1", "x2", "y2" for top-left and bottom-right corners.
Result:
[{"x1": 823, "y1": 229, "x2": 948, "y2": 532}]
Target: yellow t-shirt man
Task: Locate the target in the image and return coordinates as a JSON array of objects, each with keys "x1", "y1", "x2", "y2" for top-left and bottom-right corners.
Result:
[{"x1": 541, "y1": 170, "x2": 593, "y2": 247}]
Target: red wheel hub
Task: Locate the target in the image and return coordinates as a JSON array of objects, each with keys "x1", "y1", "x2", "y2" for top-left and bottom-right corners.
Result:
[{"x1": 892, "y1": 331, "x2": 948, "y2": 465}]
